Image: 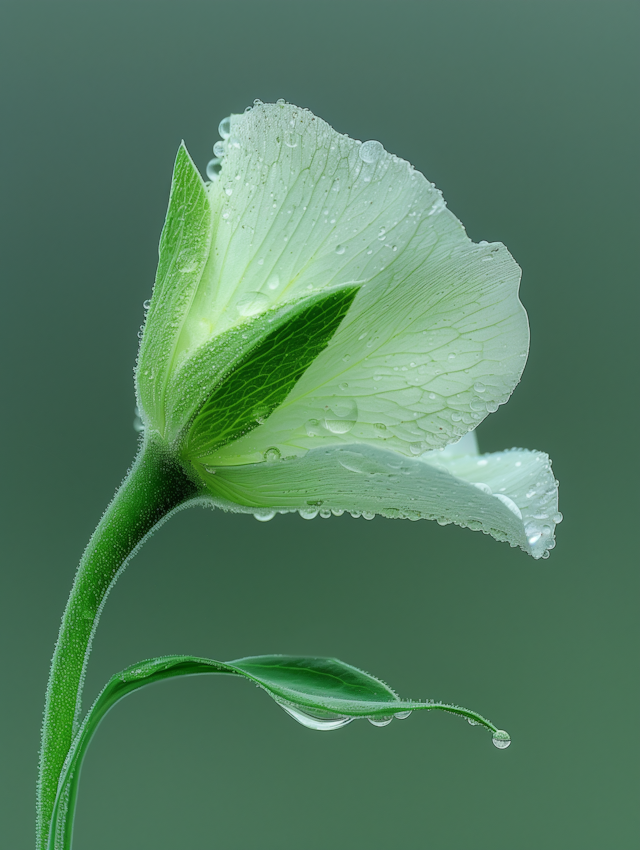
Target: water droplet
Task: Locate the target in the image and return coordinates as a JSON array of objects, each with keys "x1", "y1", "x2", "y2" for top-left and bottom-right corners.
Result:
[
  {"x1": 264, "y1": 447, "x2": 281, "y2": 462},
  {"x1": 298, "y1": 508, "x2": 318, "y2": 520},
  {"x1": 409, "y1": 442, "x2": 425, "y2": 455},
  {"x1": 142, "y1": 299, "x2": 151, "y2": 311},
  {"x1": 553, "y1": 512, "x2": 563, "y2": 524},
  {"x1": 218, "y1": 116, "x2": 231, "y2": 139},
  {"x1": 254, "y1": 510, "x2": 276, "y2": 522},
  {"x1": 213, "y1": 140, "x2": 226, "y2": 157},
  {"x1": 362, "y1": 511, "x2": 375, "y2": 520},
  {"x1": 451, "y1": 412, "x2": 462, "y2": 422},
  {"x1": 467, "y1": 717, "x2": 481, "y2": 726},
  {"x1": 339, "y1": 382, "x2": 349, "y2": 391},
  {"x1": 279, "y1": 703, "x2": 353, "y2": 731},
  {"x1": 377, "y1": 227, "x2": 386, "y2": 240},
  {"x1": 474, "y1": 482, "x2": 492, "y2": 495},
  {"x1": 474, "y1": 381, "x2": 486, "y2": 393},
  {"x1": 494, "y1": 493, "x2": 523, "y2": 519},
  {"x1": 359, "y1": 139, "x2": 384, "y2": 163},
  {"x1": 335, "y1": 244, "x2": 346, "y2": 255},
  {"x1": 394, "y1": 710, "x2": 412, "y2": 720},
  {"x1": 492, "y1": 730, "x2": 511, "y2": 749},
  {"x1": 325, "y1": 398, "x2": 358, "y2": 434},
  {"x1": 206, "y1": 158, "x2": 221, "y2": 180},
  {"x1": 237, "y1": 292, "x2": 270, "y2": 317},
  {"x1": 331, "y1": 508, "x2": 344, "y2": 517},
  {"x1": 266, "y1": 273, "x2": 280, "y2": 290},
  {"x1": 276, "y1": 97, "x2": 286, "y2": 105},
  {"x1": 374, "y1": 422, "x2": 387, "y2": 433},
  {"x1": 369, "y1": 715, "x2": 393, "y2": 727},
  {"x1": 305, "y1": 418, "x2": 322, "y2": 436},
  {"x1": 284, "y1": 131, "x2": 297, "y2": 148},
  {"x1": 224, "y1": 184, "x2": 233, "y2": 196}
]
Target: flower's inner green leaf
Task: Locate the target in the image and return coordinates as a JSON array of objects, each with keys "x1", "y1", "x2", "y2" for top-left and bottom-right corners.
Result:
[
  {"x1": 184, "y1": 285, "x2": 359, "y2": 459},
  {"x1": 49, "y1": 653, "x2": 509, "y2": 849},
  {"x1": 136, "y1": 143, "x2": 213, "y2": 435}
]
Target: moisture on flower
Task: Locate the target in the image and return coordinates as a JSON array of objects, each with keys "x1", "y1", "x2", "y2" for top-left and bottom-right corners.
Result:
[{"x1": 135, "y1": 100, "x2": 560, "y2": 558}]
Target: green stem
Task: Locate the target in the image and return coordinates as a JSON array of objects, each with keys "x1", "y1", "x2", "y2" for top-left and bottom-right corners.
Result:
[{"x1": 36, "y1": 438, "x2": 200, "y2": 850}]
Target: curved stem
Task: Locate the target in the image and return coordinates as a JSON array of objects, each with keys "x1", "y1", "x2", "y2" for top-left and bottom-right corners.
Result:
[{"x1": 36, "y1": 439, "x2": 200, "y2": 850}]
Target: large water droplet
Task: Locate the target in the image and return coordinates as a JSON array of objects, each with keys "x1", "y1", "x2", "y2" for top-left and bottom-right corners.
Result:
[
  {"x1": 325, "y1": 398, "x2": 358, "y2": 434},
  {"x1": 305, "y1": 418, "x2": 322, "y2": 436},
  {"x1": 254, "y1": 510, "x2": 276, "y2": 522},
  {"x1": 359, "y1": 139, "x2": 384, "y2": 163},
  {"x1": 492, "y1": 730, "x2": 511, "y2": 749},
  {"x1": 369, "y1": 715, "x2": 393, "y2": 727},
  {"x1": 494, "y1": 493, "x2": 523, "y2": 519},
  {"x1": 298, "y1": 508, "x2": 318, "y2": 520},
  {"x1": 264, "y1": 447, "x2": 281, "y2": 462},
  {"x1": 394, "y1": 710, "x2": 412, "y2": 720},
  {"x1": 218, "y1": 116, "x2": 231, "y2": 139},
  {"x1": 267, "y1": 273, "x2": 280, "y2": 290},
  {"x1": 237, "y1": 292, "x2": 270, "y2": 317},
  {"x1": 279, "y1": 703, "x2": 353, "y2": 731}
]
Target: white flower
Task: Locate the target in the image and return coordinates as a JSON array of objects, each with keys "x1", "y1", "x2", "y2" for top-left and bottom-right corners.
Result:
[{"x1": 136, "y1": 101, "x2": 560, "y2": 558}]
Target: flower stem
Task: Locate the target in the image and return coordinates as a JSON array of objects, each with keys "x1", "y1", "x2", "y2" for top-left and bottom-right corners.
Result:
[{"x1": 36, "y1": 439, "x2": 200, "y2": 850}]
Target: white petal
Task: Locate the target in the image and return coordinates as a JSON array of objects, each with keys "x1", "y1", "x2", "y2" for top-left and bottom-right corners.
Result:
[
  {"x1": 190, "y1": 102, "x2": 527, "y2": 462},
  {"x1": 196, "y1": 444, "x2": 560, "y2": 559}
]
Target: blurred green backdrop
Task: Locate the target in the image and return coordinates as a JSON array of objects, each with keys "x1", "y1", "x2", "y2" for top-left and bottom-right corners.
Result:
[{"x1": 1, "y1": 1, "x2": 638, "y2": 847}]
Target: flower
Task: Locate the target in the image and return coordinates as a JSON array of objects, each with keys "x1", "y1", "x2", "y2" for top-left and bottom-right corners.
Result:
[{"x1": 136, "y1": 100, "x2": 559, "y2": 558}]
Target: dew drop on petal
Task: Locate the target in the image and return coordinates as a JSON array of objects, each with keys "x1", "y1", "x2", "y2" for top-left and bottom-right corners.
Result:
[
  {"x1": 237, "y1": 292, "x2": 270, "y2": 317},
  {"x1": 206, "y1": 158, "x2": 221, "y2": 180},
  {"x1": 218, "y1": 116, "x2": 231, "y2": 139},
  {"x1": 254, "y1": 510, "x2": 276, "y2": 522},
  {"x1": 359, "y1": 139, "x2": 384, "y2": 163},
  {"x1": 325, "y1": 398, "x2": 358, "y2": 434}
]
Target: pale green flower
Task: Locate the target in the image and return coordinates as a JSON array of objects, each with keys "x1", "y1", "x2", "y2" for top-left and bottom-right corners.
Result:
[{"x1": 136, "y1": 100, "x2": 559, "y2": 558}]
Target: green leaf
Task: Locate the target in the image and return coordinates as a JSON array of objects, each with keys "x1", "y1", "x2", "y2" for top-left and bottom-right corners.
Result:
[
  {"x1": 183, "y1": 285, "x2": 359, "y2": 460},
  {"x1": 136, "y1": 143, "x2": 213, "y2": 436},
  {"x1": 48, "y1": 653, "x2": 510, "y2": 849}
]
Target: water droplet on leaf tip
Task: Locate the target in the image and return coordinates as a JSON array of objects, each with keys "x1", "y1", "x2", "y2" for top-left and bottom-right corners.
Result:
[{"x1": 492, "y1": 730, "x2": 511, "y2": 749}]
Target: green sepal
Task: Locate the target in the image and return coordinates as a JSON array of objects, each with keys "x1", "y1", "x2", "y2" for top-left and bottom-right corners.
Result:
[
  {"x1": 48, "y1": 653, "x2": 508, "y2": 849},
  {"x1": 181, "y1": 285, "x2": 359, "y2": 460},
  {"x1": 136, "y1": 143, "x2": 213, "y2": 436}
]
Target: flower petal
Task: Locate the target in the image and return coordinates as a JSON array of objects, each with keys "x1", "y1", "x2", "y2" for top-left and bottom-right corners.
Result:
[
  {"x1": 192, "y1": 102, "x2": 527, "y2": 462},
  {"x1": 195, "y1": 443, "x2": 559, "y2": 559}
]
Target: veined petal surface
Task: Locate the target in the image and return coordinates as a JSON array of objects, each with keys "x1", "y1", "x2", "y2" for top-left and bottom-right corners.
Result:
[
  {"x1": 186, "y1": 102, "x2": 527, "y2": 461},
  {"x1": 196, "y1": 442, "x2": 559, "y2": 559}
]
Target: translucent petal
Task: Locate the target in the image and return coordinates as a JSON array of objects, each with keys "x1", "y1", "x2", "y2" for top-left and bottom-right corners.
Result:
[
  {"x1": 195, "y1": 443, "x2": 559, "y2": 559},
  {"x1": 187, "y1": 102, "x2": 527, "y2": 461}
]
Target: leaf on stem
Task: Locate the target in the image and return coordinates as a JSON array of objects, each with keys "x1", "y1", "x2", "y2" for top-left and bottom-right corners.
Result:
[{"x1": 49, "y1": 654, "x2": 510, "y2": 848}]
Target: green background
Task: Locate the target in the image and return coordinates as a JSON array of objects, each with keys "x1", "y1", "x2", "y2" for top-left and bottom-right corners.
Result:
[{"x1": 1, "y1": 1, "x2": 638, "y2": 847}]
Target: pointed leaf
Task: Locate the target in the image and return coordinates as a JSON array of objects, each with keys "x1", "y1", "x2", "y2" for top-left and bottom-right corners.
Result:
[{"x1": 49, "y1": 654, "x2": 509, "y2": 849}]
